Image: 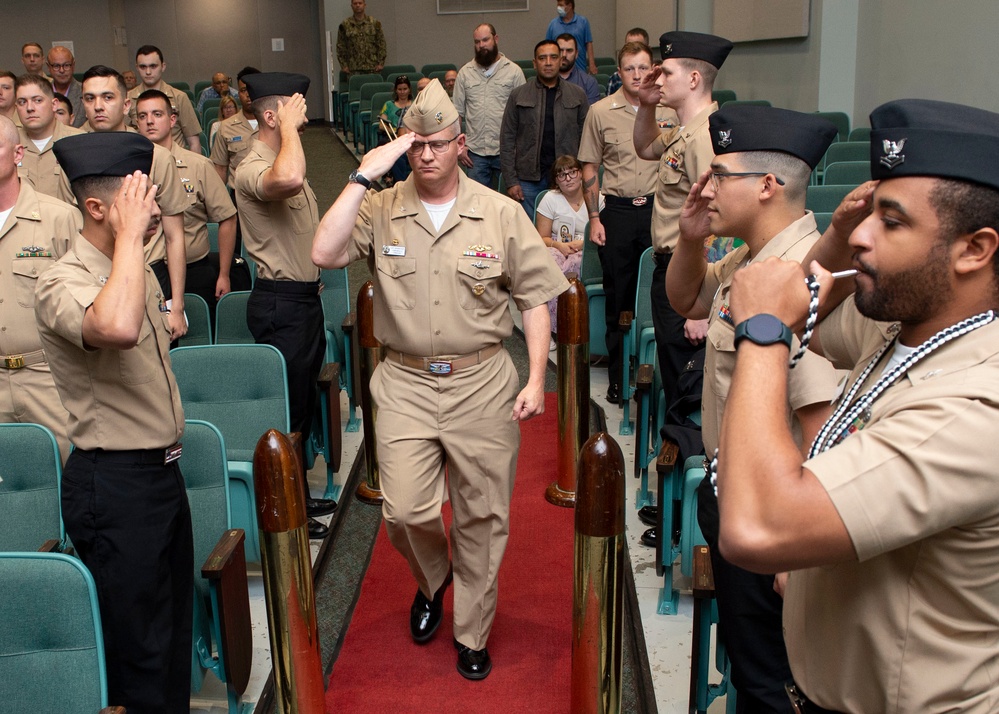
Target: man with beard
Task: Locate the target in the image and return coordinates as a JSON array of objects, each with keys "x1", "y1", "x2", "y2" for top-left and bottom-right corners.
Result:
[
  {"x1": 716, "y1": 98, "x2": 999, "y2": 712},
  {"x1": 556, "y1": 34, "x2": 599, "y2": 106},
  {"x1": 452, "y1": 23, "x2": 525, "y2": 189}
]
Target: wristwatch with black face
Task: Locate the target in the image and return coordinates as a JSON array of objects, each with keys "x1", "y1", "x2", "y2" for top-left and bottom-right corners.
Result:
[
  {"x1": 733, "y1": 314, "x2": 792, "y2": 349},
  {"x1": 348, "y1": 169, "x2": 371, "y2": 189}
]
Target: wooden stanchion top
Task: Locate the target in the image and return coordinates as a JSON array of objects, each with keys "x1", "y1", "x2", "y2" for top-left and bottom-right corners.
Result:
[
  {"x1": 575, "y1": 431, "x2": 625, "y2": 537},
  {"x1": 253, "y1": 429, "x2": 307, "y2": 533},
  {"x1": 556, "y1": 277, "x2": 588, "y2": 346}
]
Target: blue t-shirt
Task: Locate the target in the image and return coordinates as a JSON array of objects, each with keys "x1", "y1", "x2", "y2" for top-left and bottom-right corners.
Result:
[{"x1": 546, "y1": 13, "x2": 593, "y2": 73}]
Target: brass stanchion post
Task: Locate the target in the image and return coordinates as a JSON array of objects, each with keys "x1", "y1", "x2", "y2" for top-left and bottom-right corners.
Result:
[
  {"x1": 547, "y1": 276, "x2": 589, "y2": 507},
  {"x1": 354, "y1": 280, "x2": 384, "y2": 504},
  {"x1": 571, "y1": 432, "x2": 625, "y2": 714},
  {"x1": 254, "y1": 429, "x2": 325, "y2": 713}
]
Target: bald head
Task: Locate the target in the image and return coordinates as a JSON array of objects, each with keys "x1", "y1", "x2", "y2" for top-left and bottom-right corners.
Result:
[
  {"x1": 0, "y1": 114, "x2": 19, "y2": 145},
  {"x1": 211, "y1": 72, "x2": 230, "y2": 96}
]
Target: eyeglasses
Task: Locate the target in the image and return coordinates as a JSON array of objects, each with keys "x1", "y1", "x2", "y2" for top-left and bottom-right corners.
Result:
[
  {"x1": 47, "y1": 63, "x2": 74, "y2": 71},
  {"x1": 556, "y1": 168, "x2": 580, "y2": 180},
  {"x1": 407, "y1": 136, "x2": 459, "y2": 155},
  {"x1": 709, "y1": 171, "x2": 785, "y2": 191}
]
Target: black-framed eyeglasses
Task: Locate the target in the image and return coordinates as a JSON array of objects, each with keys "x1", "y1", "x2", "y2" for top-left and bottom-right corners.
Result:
[
  {"x1": 407, "y1": 136, "x2": 459, "y2": 155},
  {"x1": 556, "y1": 168, "x2": 580, "y2": 180},
  {"x1": 709, "y1": 171, "x2": 785, "y2": 191},
  {"x1": 48, "y1": 63, "x2": 74, "y2": 71}
]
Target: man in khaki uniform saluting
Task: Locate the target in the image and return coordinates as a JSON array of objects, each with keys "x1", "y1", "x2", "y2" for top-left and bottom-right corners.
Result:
[
  {"x1": 716, "y1": 98, "x2": 999, "y2": 712},
  {"x1": 0, "y1": 114, "x2": 81, "y2": 461},
  {"x1": 36, "y1": 132, "x2": 192, "y2": 713},
  {"x1": 313, "y1": 79, "x2": 567, "y2": 680}
]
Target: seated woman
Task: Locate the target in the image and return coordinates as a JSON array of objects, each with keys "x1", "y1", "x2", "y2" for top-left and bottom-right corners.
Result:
[
  {"x1": 210, "y1": 95, "x2": 239, "y2": 147},
  {"x1": 379, "y1": 76, "x2": 414, "y2": 185},
  {"x1": 535, "y1": 155, "x2": 603, "y2": 345}
]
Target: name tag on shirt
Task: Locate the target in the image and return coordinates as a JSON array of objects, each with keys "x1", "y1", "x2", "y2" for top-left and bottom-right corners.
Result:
[{"x1": 382, "y1": 245, "x2": 406, "y2": 256}]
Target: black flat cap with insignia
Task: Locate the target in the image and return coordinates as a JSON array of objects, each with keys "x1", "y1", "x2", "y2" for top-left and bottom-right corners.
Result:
[
  {"x1": 243, "y1": 71, "x2": 310, "y2": 102},
  {"x1": 869, "y1": 98, "x2": 999, "y2": 191},
  {"x1": 709, "y1": 105, "x2": 838, "y2": 169},
  {"x1": 659, "y1": 31, "x2": 733, "y2": 68},
  {"x1": 53, "y1": 132, "x2": 154, "y2": 183},
  {"x1": 402, "y1": 78, "x2": 459, "y2": 135}
]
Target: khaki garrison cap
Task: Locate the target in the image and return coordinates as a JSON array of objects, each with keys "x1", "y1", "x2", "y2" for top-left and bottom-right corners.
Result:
[{"x1": 402, "y1": 78, "x2": 459, "y2": 135}]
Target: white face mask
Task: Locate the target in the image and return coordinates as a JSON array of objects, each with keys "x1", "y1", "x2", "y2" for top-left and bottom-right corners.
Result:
[{"x1": 556, "y1": 5, "x2": 567, "y2": 17}]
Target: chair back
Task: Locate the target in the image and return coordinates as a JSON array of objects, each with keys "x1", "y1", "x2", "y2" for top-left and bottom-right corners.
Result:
[
  {"x1": 712, "y1": 89, "x2": 737, "y2": 105},
  {"x1": 369, "y1": 91, "x2": 394, "y2": 118},
  {"x1": 0, "y1": 423, "x2": 64, "y2": 551},
  {"x1": 172, "y1": 80, "x2": 191, "y2": 91},
  {"x1": 380, "y1": 64, "x2": 416, "y2": 78},
  {"x1": 202, "y1": 106, "x2": 220, "y2": 127},
  {"x1": 420, "y1": 63, "x2": 456, "y2": 76},
  {"x1": 814, "y1": 111, "x2": 851, "y2": 142},
  {"x1": 207, "y1": 221, "x2": 219, "y2": 253},
  {"x1": 823, "y1": 160, "x2": 871, "y2": 187},
  {"x1": 194, "y1": 80, "x2": 212, "y2": 97},
  {"x1": 0, "y1": 552, "x2": 109, "y2": 711},
  {"x1": 633, "y1": 247, "x2": 657, "y2": 336},
  {"x1": 182, "y1": 420, "x2": 232, "y2": 582},
  {"x1": 214, "y1": 290, "x2": 254, "y2": 344},
  {"x1": 347, "y1": 73, "x2": 381, "y2": 102},
  {"x1": 823, "y1": 140, "x2": 870, "y2": 166},
  {"x1": 580, "y1": 222, "x2": 602, "y2": 286},
  {"x1": 514, "y1": 59, "x2": 534, "y2": 70},
  {"x1": 848, "y1": 126, "x2": 871, "y2": 141},
  {"x1": 321, "y1": 268, "x2": 351, "y2": 365},
  {"x1": 806, "y1": 184, "x2": 854, "y2": 213},
  {"x1": 200, "y1": 97, "x2": 221, "y2": 118},
  {"x1": 385, "y1": 72, "x2": 423, "y2": 86},
  {"x1": 178, "y1": 292, "x2": 212, "y2": 346}
]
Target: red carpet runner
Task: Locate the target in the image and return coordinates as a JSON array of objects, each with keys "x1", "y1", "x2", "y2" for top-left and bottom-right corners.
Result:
[{"x1": 325, "y1": 393, "x2": 575, "y2": 713}]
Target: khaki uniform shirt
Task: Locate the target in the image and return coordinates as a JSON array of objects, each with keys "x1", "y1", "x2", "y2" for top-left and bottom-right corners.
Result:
[
  {"x1": 577, "y1": 90, "x2": 665, "y2": 198},
  {"x1": 0, "y1": 182, "x2": 81, "y2": 356},
  {"x1": 696, "y1": 213, "x2": 841, "y2": 455},
  {"x1": 783, "y1": 308, "x2": 999, "y2": 713},
  {"x1": 168, "y1": 142, "x2": 236, "y2": 263},
  {"x1": 336, "y1": 14, "x2": 387, "y2": 73},
  {"x1": 127, "y1": 81, "x2": 202, "y2": 150},
  {"x1": 209, "y1": 111, "x2": 259, "y2": 189},
  {"x1": 34, "y1": 234, "x2": 184, "y2": 450},
  {"x1": 651, "y1": 102, "x2": 717, "y2": 253},
  {"x1": 452, "y1": 55, "x2": 526, "y2": 157},
  {"x1": 17, "y1": 121, "x2": 85, "y2": 204},
  {"x1": 347, "y1": 172, "x2": 568, "y2": 355},
  {"x1": 234, "y1": 139, "x2": 320, "y2": 282}
]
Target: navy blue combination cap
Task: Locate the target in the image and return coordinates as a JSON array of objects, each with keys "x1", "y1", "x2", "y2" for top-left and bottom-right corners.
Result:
[
  {"x1": 53, "y1": 132, "x2": 154, "y2": 183},
  {"x1": 869, "y1": 99, "x2": 999, "y2": 191},
  {"x1": 243, "y1": 72, "x2": 310, "y2": 101},
  {"x1": 709, "y1": 105, "x2": 838, "y2": 169},
  {"x1": 659, "y1": 31, "x2": 733, "y2": 68}
]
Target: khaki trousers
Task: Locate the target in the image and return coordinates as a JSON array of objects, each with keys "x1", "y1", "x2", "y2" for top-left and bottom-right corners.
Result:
[
  {"x1": 370, "y1": 349, "x2": 520, "y2": 651},
  {"x1": 0, "y1": 361, "x2": 71, "y2": 462}
]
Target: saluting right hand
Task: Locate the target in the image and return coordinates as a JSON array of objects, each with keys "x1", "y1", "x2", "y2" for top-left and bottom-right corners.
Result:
[
  {"x1": 637, "y1": 66, "x2": 663, "y2": 108},
  {"x1": 109, "y1": 171, "x2": 158, "y2": 243},
  {"x1": 355, "y1": 132, "x2": 416, "y2": 183},
  {"x1": 277, "y1": 93, "x2": 309, "y2": 132},
  {"x1": 678, "y1": 169, "x2": 714, "y2": 244}
]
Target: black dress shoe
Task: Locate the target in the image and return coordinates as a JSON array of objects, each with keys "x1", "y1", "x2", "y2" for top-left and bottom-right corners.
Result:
[
  {"x1": 306, "y1": 497, "x2": 337, "y2": 517},
  {"x1": 606, "y1": 383, "x2": 621, "y2": 405},
  {"x1": 308, "y1": 518, "x2": 330, "y2": 539},
  {"x1": 640, "y1": 527, "x2": 657, "y2": 548},
  {"x1": 638, "y1": 505, "x2": 659, "y2": 527},
  {"x1": 410, "y1": 570, "x2": 453, "y2": 644},
  {"x1": 454, "y1": 638, "x2": 492, "y2": 680}
]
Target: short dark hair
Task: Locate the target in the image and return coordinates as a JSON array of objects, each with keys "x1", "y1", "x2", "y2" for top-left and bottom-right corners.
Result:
[
  {"x1": 136, "y1": 89, "x2": 174, "y2": 114},
  {"x1": 71, "y1": 175, "x2": 124, "y2": 211},
  {"x1": 135, "y1": 45, "x2": 164, "y2": 63},
  {"x1": 237, "y1": 66, "x2": 261, "y2": 83},
  {"x1": 556, "y1": 33, "x2": 577, "y2": 50},
  {"x1": 930, "y1": 178, "x2": 999, "y2": 286},
  {"x1": 21, "y1": 42, "x2": 43, "y2": 55},
  {"x1": 534, "y1": 40, "x2": 560, "y2": 58},
  {"x1": 0, "y1": 70, "x2": 16, "y2": 83},
  {"x1": 54, "y1": 92, "x2": 73, "y2": 115},
  {"x1": 82, "y1": 65, "x2": 127, "y2": 97},
  {"x1": 626, "y1": 27, "x2": 650, "y2": 44},
  {"x1": 15, "y1": 73, "x2": 54, "y2": 97}
]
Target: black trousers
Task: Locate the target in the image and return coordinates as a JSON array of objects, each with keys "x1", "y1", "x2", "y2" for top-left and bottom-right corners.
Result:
[
  {"x1": 697, "y1": 474, "x2": 795, "y2": 714},
  {"x1": 246, "y1": 279, "x2": 325, "y2": 439},
  {"x1": 184, "y1": 255, "x2": 219, "y2": 326},
  {"x1": 596, "y1": 197, "x2": 653, "y2": 389},
  {"x1": 149, "y1": 259, "x2": 171, "y2": 301},
  {"x1": 651, "y1": 252, "x2": 703, "y2": 413},
  {"x1": 62, "y1": 448, "x2": 194, "y2": 714}
]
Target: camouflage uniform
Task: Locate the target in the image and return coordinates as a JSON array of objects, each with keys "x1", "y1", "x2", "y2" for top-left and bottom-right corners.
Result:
[{"x1": 336, "y1": 15, "x2": 387, "y2": 75}]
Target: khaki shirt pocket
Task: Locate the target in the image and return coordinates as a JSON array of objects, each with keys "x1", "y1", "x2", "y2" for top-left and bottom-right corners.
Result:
[
  {"x1": 286, "y1": 194, "x2": 313, "y2": 235},
  {"x1": 659, "y1": 158, "x2": 683, "y2": 187},
  {"x1": 376, "y1": 255, "x2": 417, "y2": 310},
  {"x1": 12, "y1": 257, "x2": 52, "y2": 308},
  {"x1": 118, "y1": 318, "x2": 157, "y2": 385},
  {"x1": 456, "y1": 256, "x2": 504, "y2": 309}
]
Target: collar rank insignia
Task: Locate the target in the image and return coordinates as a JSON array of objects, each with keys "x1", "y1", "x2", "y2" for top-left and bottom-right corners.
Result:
[
  {"x1": 717, "y1": 129, "x2": 732, "y2": 148},
  {"x1": 880, "y1": 138, "x2": 906, "y2": 169},
  {"x1": 435, "y1": 111, "x2": 443, "y2": 124}
]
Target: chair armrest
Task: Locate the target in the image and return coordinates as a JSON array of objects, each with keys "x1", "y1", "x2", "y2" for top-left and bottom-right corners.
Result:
[
  {"x1": 318, "y1": 362, "x2": 343, "y2": 472},
  {"x1": 38, "y1": 539, "x2": 62, "y2": 553},
  {"x1": 342, "y1": 311, "x2": 356, "y2": 333},
  {"x1": 99, "y1": 707, "x2": 127, "y2": 714},
  {"x1": 635, "y1": 363, "x2": 654, "y2": 393},
  {"x1": 655, "y1": 437, "x2": 681, "y2": 475},
  {"x1": 692, "y1": 544, "x2": 715, "y2": 598},
  {"x1": 201, "y1": 529, "x2": 252, "y2": 697},
  {"x1": 619, "y1": 310, "x2": 634, "y2": 330}
]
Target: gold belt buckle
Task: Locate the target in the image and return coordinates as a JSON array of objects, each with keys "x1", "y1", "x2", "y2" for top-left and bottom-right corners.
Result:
[{"x1": 4, "y1": 355, "x2": 25, "y2": 369}]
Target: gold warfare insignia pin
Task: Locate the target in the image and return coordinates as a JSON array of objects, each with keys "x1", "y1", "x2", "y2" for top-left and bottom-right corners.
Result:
[{"x1": 472, "y1": 284, "x2": 485, "y2": 296}]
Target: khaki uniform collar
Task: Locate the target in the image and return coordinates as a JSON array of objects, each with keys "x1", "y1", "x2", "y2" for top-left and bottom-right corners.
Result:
[
  {"x1": 390, "y1": 171, "x2": 484, "y2": 237},
  {"x1": 0, "y1": 181, "x2": 45, "y2": 238}
]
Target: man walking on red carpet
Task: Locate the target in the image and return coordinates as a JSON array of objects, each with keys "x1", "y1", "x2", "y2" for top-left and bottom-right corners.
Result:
[{"x1": 313, "y1": 79, "x2": 567, "y2": 680}]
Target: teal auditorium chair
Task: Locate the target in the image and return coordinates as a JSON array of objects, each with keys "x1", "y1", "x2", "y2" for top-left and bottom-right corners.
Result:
[
  {"x1": 813, "y1": 211, "x2": 834, "y2": 233},
  {"x1": 179, "y1": 292, "x2": 212, "y2": 346},
  {"x1": 194, "y1": 80, "x2": 212, "y2": 97},
  {"x1": 594, "y1": 56, "x2": 615, "y2": 66},
  {"x1": 814, "y1": 110, "x2": 850, "y2": 142},
  {"x1": 170, "y1": 343, "x2": 291, "y2": 564},
  {"x1": 214, "y1": 290, "x2": 254, "y2": 344},
  {"x1": 385, "y1": 71, "x2": 423, "y2": 87},
  {"x1": 595, "y1": 73, "x2": 610, "y2": 96},
  {"x1": 0, "y1": 423, "x2": 65, "y2": 552},
  {"x1": 849, "y1": 126, "x2": 871, "y2": 141},
  {"x1": 712, "y1": 89, "x2": 737, "y2": 105},
  {"x1": 353, "y1": 82, "x2": 393, "y2": 152},
  {"x1": 340, "y1": 73, "x2": 381, "y2": 139},
  {"x1": 381, "y1": 63, "x2": 416, "y2": 79},
  {"x1": 427, "y1": 70, "x2": 449, "y2": 84},
  {"x1": 321, "y1": 268, "x2": 359, "y2": 434},
  {"x1": 618, "y1": 247, "x2": 656, "y2": 436},
  {"x1": 580, "y1": 225, "x2": 607, "y2": 358},
  {"x1": 173, "y1": 81, "x2": 191, "y2": 92},
  {"x1": 823, "y1": 140, "x2": 870, "y2": 167},
  {"x1": 689, "y1": 545, "x2": 736, "y2": 713},
  {"x1": 823, "y1": 160, "x2": 871, "y2": 186},
  {"x1": 523, "y1": 68, "x2": 537, "y2": 80},
  {"x1": 420, "y1": 62, "x2": 456, "y2": 76},
  {"x1": 807, "y1": 184, "x2": 854, "y2": 214},
  {"x1": 182, "y1": 420, "x2": 252, "y2": 714},
  {"x1": 203, "y1": 106, "x2": 220, "y2": 129},
  {"x1": 332, "y1": 70, "x2": 349, "y2": 131},
  {"x1": 0, "y1": 551, "x2": 119, "y2": 713},
  {"x1": 200, "y1": 98, "x2": 222, "y2": 122},
  {"x1": 514, "y1": 59, "x2": 534, "y2": 70},
  {"x1": 185, "y1": 89, "x2": 196, "y2": 105},
  {"x1": 363, "y1": 91, "x2": 395, "y2": 153},
  {"x1": 208, "y1": 220, "x2": 219, "y2": 253}
]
